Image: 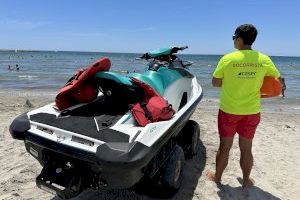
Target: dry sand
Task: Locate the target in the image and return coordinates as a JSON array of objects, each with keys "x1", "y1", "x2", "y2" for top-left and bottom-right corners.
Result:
[{"x1": 0, "y1": 92, "x2": 299, "y2": 200}]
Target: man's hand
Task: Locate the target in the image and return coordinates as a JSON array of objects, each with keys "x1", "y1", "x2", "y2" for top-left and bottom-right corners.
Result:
[{"x1": 212, "y1": 77, "x2": 222, "y2": 87}]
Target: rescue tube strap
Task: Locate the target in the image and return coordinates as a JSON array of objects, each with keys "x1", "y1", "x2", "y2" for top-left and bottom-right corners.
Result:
[{"x1": 141, "y1": 102, "x2": 153, "y2": 122}]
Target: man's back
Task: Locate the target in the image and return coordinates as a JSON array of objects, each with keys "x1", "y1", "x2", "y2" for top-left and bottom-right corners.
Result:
[{"x1": 213, "y1": 50, "x2": 280, "y2": 114}]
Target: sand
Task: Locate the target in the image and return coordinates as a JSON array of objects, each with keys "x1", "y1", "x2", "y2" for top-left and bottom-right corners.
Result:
[{"x1": 0, "y1": 92, "x2": 299, "y2": 200}]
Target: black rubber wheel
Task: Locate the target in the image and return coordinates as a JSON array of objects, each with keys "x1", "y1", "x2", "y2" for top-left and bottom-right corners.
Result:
[
  {"x1": 178, "y1": 120, "x2": 200, "y2": 159},
  {"x1": 161, "y1": 145, "x2": 184, "y2": 192}
]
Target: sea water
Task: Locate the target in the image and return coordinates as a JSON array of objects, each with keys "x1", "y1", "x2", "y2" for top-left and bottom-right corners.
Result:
[{"x1": 0, "y1": 50, "x2": 299, "y2": 105}]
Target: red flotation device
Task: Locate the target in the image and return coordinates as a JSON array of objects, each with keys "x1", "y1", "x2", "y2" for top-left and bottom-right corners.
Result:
[
  {"x1": 55, "y1": 57, "x2": 111, "y2": 110},
  {"x1": 130, "y1": 78, "x2": 175, "y2": 127},
  {"x1": 260, "y1": 76, "x2": 282, "y2": 98}
]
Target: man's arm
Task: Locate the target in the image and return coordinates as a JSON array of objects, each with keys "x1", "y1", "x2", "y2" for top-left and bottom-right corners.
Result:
[{"x1": 212, "y1": 77, "x2": 222, "y2": 87}]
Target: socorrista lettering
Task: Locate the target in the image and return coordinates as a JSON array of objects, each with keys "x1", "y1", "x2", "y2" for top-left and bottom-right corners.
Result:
[{"x1": 233, "y1": 63, "x2": 263, "y2": 68}]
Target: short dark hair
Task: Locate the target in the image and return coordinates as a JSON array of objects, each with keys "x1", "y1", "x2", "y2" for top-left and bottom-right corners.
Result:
[{"x1": 234, "y1": 24, "x2": 258, "y2": 45}]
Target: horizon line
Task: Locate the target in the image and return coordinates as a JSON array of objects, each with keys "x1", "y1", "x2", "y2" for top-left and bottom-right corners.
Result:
[{"x1": 0, "y1": 48, "x2": 298, "y2": 58}]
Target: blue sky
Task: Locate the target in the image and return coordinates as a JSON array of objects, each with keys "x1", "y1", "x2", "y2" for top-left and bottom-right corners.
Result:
[{"x1": 0, "y1": 0, "x2": 299, "y2": 56}]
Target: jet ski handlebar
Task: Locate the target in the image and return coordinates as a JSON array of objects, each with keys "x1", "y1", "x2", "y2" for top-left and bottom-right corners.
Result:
[
  {"x1": 171, "y1": 46, "x2": 188, "y2": 53},
  {"x1": 137, "y1": 46, "x2": 188, "y2": 61}
]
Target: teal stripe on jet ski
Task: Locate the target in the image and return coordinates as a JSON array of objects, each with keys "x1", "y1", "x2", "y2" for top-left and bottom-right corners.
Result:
[
  {"x1": 95, "y1": 72, "x2": 133, "y2": 86},
  {"x1": 157, "y1": 67, "x2": 182, "y2": 89},
  {"x1": 95, "y1": 68, "x2": 182, "y2": 95},
  {"x1": 129, "y1": 67, "x2": 182, "y2": 95}
]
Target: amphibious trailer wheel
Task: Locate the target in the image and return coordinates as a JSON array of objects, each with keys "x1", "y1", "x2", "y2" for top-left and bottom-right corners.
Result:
[
  {"x1": 160, "y1": 145, "x2": 184, "y2": 193},
  {"x1": 134, "y1": 144, "x2": 184, "y2": 198},
  {"x1": 178, "y1": 120, "x2": 200, "y2": 159}
]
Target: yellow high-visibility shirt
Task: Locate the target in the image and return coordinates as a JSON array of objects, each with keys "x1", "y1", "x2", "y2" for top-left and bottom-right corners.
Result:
[{"x1": 213, "y1": 50, "x2": 280, "y2": 115}]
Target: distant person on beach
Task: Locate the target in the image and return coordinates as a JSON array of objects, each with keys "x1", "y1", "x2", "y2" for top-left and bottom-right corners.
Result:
[
  {"x1": 207, "y1": 24, "x2": 286, "y2": 187},
  {"x1": 7, "y1": 65, "x2": 13, "y2": 70},
  {"x1": 15, "y1": 64, "x2": 19, "y2": 71}
]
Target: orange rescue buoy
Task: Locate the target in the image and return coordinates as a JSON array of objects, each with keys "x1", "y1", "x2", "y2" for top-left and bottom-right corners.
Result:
[{"x1": 260, "y1": 76, "x2": 282, "y2": 98}]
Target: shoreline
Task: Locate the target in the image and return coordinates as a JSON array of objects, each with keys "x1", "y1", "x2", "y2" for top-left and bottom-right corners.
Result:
[{"x1": 1, "y1": 88, "x2": 299, "y2": 114}]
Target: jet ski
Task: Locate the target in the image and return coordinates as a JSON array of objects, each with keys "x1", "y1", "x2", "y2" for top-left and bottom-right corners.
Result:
[{"x1": 9, "y1": 46, "x2": 203, "y2": 199}]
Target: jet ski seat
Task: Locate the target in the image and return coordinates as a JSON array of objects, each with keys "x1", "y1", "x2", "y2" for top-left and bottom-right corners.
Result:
[
  {"x1": 95, "y1": 72, "x2": 133, "y2": 86},
  {"x1": 94, "y1": 72, "x2": 143, "y2": 105}
]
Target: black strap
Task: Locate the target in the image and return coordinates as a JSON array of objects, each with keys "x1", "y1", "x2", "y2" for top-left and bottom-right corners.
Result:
[{"x1": 140, "y1": 102, "x2": 153, "y2": 122}]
